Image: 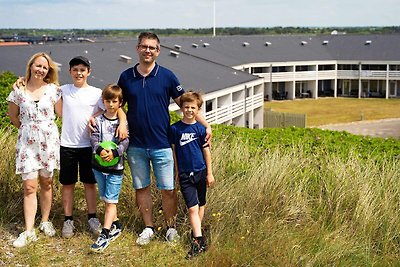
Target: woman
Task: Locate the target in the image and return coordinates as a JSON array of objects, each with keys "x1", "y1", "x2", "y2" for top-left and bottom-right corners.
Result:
[{"x1": 7, "y1": 52, "x2": 62, "y2": 248}]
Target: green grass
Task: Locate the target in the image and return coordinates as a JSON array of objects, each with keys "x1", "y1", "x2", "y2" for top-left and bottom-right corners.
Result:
[
  {"x1": 265, "y1": 98, "x2": 400, "y2": 126},
  {"x1": 1, "y1": 124, "x2": 400, "y2": 266},
  {"x1": 1, "y1": 96, "x2": 400, "y2": 266}
]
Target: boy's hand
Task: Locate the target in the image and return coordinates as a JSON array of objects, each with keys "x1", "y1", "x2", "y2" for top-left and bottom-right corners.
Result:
[
  {"x1": 206, "y1": 173, "x2": 215, "y2": 188},
  {"x1": 88, "y1": 116, "x2": 97, "y2": 133},
  {"x1": 100, "y1": 149, "x2": 114, "y2": 162},
  {"x1": 12, "y1": 77, "x2": 26, "y2": 90}
]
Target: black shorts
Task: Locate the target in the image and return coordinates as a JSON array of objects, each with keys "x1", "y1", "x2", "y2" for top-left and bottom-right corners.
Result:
[
  {"x1": 59, "y1": 146, "x2": 96, "y2": 185},
  {"x1": 179, "y1": 169, "x2": 207, "y2": 209}
]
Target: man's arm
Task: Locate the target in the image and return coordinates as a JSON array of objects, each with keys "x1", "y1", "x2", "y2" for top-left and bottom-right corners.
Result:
[{"x1": 116, "y1": 108, "x2": 128, "y2": 140}]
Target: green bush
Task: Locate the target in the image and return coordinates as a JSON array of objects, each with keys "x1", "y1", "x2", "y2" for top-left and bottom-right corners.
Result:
[{"x1": 0, "y1": 71, "x2": 18, "y2": 129}]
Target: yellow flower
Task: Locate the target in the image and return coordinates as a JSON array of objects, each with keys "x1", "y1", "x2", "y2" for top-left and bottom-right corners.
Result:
[
  {"x1": 157, "y1": 226, "x2": 162, "y2": 231},
  {"x1": 159, "y1": 210, "x2": 163, "y2": 214}
]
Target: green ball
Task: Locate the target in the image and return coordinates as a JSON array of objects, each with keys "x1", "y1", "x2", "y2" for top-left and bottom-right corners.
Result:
[{"x1": 95, "y1": 141, "x2": 120, "y2": 167}]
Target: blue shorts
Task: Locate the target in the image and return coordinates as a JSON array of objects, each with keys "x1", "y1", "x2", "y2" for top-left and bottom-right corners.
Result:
[
  {"x1": 92, "y1": 169, "x2": 123, "y2": 204},
  {"x1": 179, "y1": 169, "x2": 207, "y2": 209},
  {"x1": 126, "y1": 146, "x2": 175, "y2": 190}
]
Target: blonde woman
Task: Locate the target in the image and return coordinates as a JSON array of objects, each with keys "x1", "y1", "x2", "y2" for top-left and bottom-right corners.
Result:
[{"x1": 7, "y1": 52, "x2": 62, "y2": 247}]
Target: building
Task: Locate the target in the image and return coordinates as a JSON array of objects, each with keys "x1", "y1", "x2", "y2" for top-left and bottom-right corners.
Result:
[{"x1": 1, "y1": 34, "x2": 400, "y2": 129}]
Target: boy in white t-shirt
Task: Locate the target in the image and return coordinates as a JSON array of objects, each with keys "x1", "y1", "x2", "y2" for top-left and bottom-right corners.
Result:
[{"x1": 59, "y1": 56, "x2": 127, "y2": 238}]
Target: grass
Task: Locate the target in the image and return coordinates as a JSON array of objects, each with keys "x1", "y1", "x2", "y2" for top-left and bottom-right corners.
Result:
[
  {"x1": 1, "y1": 98, "x2": 400, "y2": 266},
  {"x1": 265, "y1": 98, "x2": 400, "y2": 126}
]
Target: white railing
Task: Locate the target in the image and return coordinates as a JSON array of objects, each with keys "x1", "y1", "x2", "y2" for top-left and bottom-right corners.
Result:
[
  {"x1": 204, "y1": 93, "x2": 264, "y2": 124},
  {"x1": 232, "y1": 99, "x2": 245, "y2": 118},
  {"x1": 245, "y1": 93, "x2": 264, "y2": 111},
  {"x1": 294, "y1": 71, "x2": 317, "y2": 80},
  {"x1": 317, "y1": 70, "x2": 336, "y2": 79},
  {"x1": 271, "y1": 72, "x2": 295, "y2": 81},
  {"x1": 360, "y1": 71, "x2": 387, "y2": 78},
  {"x1": 389, "y1": 71, "x2": 400, "y2": 79},
  {"x1": 337, "y1": 70, "x2": 359, "y2": 79}
]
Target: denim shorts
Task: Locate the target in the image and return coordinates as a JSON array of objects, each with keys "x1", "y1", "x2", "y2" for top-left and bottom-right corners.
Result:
[
  {"x1": 126, "y1": 146, "x2": 174, "y2": 190},
  {"x1": 92, "y1": 169, "x2": 123, "y2": 204}
]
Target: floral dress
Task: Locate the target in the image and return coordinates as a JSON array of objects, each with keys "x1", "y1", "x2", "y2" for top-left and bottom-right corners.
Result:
[{"x1": 7, "y1": 84, "x2": 62, "y2": 175}]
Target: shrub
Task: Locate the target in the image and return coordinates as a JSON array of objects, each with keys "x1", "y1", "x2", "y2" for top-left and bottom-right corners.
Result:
[{"x1": 0, "y1": 71, "x2": 18, "y2": 129}]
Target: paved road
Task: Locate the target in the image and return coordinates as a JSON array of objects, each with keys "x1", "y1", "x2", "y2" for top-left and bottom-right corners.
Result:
[{"x1": 317, "y1": 118, "x2": 400, "y2": 139}]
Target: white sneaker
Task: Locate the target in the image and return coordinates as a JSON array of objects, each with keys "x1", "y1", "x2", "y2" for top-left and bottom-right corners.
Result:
[
  {"x1": 136, "y1": 227, "x2": 154, "y2": 246},
  {"x1": 62, "y1": 219, "x2": 75, "y2": 238},
  {"x1": 13, "y1": 230, "x2": 38, "y2": 248},
  {"x1": 39, "y1": 221, "x2": 56, "y2": 237},
  {"x1": 166, "y1": 227, "x2": 180, "y2": 243},
  {"x1": 88, "y1": 217, "x2": 102, "y2": 234}
]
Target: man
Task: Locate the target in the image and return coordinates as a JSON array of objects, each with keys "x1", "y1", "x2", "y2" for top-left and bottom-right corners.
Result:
[{"x1": 117, "y1": 32, "x2": 211, "y2": 245}]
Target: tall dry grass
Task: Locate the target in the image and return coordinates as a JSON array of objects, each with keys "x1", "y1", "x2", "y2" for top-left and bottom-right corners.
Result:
[
  {"x1": 203, "y1": 135, "x2": 400, "y2": 266},
  {"x1": 1, "y1": 129, "x2": 400, "y2": 266}
]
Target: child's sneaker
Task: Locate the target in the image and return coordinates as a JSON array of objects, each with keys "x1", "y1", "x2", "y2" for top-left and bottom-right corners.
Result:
[
  {"x1": 186, "y1": 238, "x2": 205, "y2": 259},
  {"x1": 199, "y1": 236, "x2": 208, "y2": 252},
  {"x1": 13, "y1": 230, "x2": 38, "y2": 248},
  {"x1": 165, "y1": 227, "x2": 180, "y2": 243},
  {"x1": 62, "y1": 219, "x2": 75, "y2": 238},
  {"x1": 90, "y1": 233, "x2": 110, "y2": 253},
  {"x1": 88, "y1": 217, "x2": 102, "y2": 234},
  {"x1": 136, "y1": 227, "x2": 154, "y2": 246},
  {"x1": 109, "y1": 222, "x2": 122, "y2": 241},
  {"x1": 38, "y1": 221, "x2": 56, "y2": 237}
]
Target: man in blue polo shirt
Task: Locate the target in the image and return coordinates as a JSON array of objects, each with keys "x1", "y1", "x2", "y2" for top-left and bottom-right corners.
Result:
[{"x1": 117, "y1": 32, "x2": 211, "y2": 246}]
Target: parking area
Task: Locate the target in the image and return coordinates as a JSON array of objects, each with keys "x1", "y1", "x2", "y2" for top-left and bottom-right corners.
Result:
[{"x1": 317, "y1": 118, "x2": 400, "y2": 139}]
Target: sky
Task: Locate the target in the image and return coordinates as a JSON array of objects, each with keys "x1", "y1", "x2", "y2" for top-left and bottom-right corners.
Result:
[{"x1": 0, "y1": 0, "x2": 398, "y2": 29}]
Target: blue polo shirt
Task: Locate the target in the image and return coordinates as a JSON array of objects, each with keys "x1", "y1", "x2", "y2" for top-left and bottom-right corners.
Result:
[{"x1": 118, "y1": 63, "x2": 184, "y2": 149}]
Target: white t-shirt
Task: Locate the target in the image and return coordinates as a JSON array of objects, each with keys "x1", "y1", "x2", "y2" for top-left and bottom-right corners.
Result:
[{"x1": 60, "y1": 84, "x2": 104, "y2": 148}]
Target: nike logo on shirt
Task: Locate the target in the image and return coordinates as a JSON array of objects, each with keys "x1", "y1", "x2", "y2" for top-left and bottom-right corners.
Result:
[{"x1": 179, "y1": 133, "x2": 198, "y2": 146}]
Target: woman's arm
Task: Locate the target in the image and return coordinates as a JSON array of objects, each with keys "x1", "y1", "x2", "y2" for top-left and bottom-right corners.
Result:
[
  {"x1": 54, "y1": 98, "x2": 63, "y2": 118},
  {"x1": 8, "y1": 102, "x2": 21, "y2": 128}
]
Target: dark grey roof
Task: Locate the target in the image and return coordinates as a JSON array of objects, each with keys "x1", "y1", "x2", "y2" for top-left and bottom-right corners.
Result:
[
  {"x1": 1, "y1": 34, "x2": 400, "y2": 93},
  {"x1": 0, "y1": 40, "x2": 258, "y2": 93},
  {"x1": 161, "y1": 34, "x2": 400, "y2": 65}
]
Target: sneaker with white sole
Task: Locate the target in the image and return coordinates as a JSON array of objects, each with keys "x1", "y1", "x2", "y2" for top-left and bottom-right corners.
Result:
[
  {"x1": 13, "y1": 230, "x2": 38, "y2": 248},
  {"x1": 90, "y1": 233, "x2": 110, "y2": 253},
  {"x1": 39, "y1": 221, "x2": 56, "y2": 237},
  {"x1": 166, "y1": 227, "x2": 180, "y2": 243},
  {"x1": 62, "y1": 219, "x2": 75, "y2": 238},
  {"x1": 109, "y1": 222, "x2": 122, "y2": 241},
  {"x1": 88, "y1": 217, "x2": 102, "y2": 234},
  {"x1": 136, "y1": 227, "x2": 154, "y2": 246}
]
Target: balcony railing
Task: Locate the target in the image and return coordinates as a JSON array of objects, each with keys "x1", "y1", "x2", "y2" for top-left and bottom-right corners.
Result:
[{"x1": 205, "y1": 93, "x2": 264, "y2": 124}]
